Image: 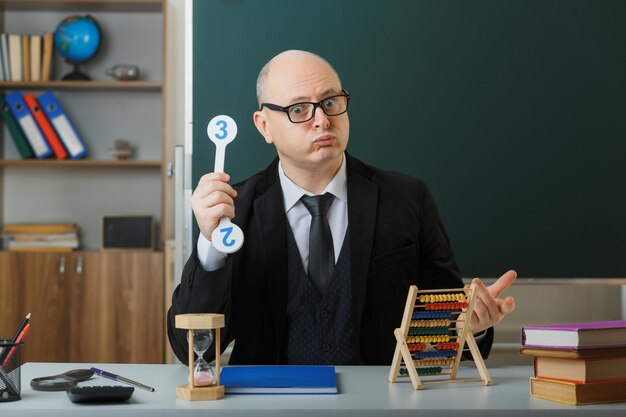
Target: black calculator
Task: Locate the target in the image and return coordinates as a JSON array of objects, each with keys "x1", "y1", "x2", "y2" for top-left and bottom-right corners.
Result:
[{"x1": 66, "y1": 385, "x2": 134, "y2": 403}]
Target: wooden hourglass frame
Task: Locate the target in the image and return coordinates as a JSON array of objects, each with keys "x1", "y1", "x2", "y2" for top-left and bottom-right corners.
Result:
[{"x1": 175, "y1": 313, "x2": 225, "y2": 401}]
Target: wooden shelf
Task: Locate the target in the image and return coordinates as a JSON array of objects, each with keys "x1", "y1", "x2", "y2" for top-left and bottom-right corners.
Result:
[
  {"x1": 0, "y1": 0, "x2": 165, "y2": 11},
  {"x1": 0, "y1": 81, "x2": 162, "y2": 90},
  {"x1": 0, "y1": 159, "x2": 162, "y2": 168},
  {"x1": 0, "y1": 0, "x2": 162, "y2": 3}
]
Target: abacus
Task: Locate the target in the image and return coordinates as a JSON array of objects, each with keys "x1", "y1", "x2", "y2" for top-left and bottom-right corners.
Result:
[{"x1": 388, "y1": 284, "x2": 491, "y2": 389}]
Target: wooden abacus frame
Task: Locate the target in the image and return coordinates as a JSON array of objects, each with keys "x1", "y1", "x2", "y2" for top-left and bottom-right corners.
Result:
[
  {"x1": 388, "y1": 284, "x2": 491, "y2": 389},
  {"x1": 175, "y1": 313, "x2": 225, "y2": 401}
]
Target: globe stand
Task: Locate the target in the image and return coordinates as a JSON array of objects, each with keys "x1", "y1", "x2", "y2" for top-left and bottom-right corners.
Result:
[{"x1": 61, "y1": 63, "x2": 91, "y2": 81}]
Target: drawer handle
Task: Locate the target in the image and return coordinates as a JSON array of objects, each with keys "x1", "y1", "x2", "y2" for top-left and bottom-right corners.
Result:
[
  {"x1": 59, "y1": 256, "x2": 66, "y2": 274},
  {"x1": 75, "y1": 255, "x2": 83, "y2": 275}
]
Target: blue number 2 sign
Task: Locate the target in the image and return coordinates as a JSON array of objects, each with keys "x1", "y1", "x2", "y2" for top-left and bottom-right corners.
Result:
[{"x1": 219, "y1": 226, "x2": 236, "y2": 247}]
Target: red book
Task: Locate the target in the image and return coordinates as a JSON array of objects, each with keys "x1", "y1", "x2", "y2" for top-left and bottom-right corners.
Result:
[{"x1": 23, "y1": 93, "x2": 68, "y2": 159}]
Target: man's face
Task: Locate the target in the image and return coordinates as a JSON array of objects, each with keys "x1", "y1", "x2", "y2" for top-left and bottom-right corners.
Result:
[{"x1": 254, "y1": 54, "x2": 350, "y2": 173}]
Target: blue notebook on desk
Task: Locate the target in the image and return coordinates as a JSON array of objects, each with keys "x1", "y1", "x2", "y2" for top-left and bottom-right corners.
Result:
[{"x1": 220, "y1": 365, "x2": 338, "y2": 394}]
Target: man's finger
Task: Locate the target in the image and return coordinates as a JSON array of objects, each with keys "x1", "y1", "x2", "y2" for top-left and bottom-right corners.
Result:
[
  {"x1": 488, "y1": 270, "x2": 517, "y2": 298},
  {"x1": 499, "y1": 296, "x2": 516, "y2": 315},
  {"x1": 472, "y1": 278, "x2": 499, "y2": 316}
]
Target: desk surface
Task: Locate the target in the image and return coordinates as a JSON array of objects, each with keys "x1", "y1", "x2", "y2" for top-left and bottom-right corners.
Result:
[{"x1": 3, "y1": 362, "x2": 626, "y2": 416}]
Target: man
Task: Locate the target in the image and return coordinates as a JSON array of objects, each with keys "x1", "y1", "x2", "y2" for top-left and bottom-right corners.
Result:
[{"x1": 168, "y1": 50, "x2": 516, "y2": 365}]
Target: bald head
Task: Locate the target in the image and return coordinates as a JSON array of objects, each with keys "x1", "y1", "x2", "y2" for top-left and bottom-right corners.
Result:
[{"x1": 256, "y1": 50, "x2": 341, "y2": 107}]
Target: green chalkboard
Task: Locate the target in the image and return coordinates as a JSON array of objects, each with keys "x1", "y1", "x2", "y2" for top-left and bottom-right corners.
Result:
[{"x1": 192, "y1": 0, "x2": 626, "y2": 278}]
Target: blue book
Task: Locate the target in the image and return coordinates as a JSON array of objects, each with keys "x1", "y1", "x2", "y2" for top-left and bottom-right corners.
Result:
[
  {"x1": 37, "y1": 91, "x2": 87, "y2": 159},
  {"x1": 220, "y1": 365, "x2": 338, "y2": 394}
]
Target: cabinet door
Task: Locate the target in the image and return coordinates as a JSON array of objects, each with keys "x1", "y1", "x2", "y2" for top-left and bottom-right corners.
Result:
[
  {"x1": 70, "y1": 252, "x2": 164, "y2": 363},
  {"x1": 0, "y1": 252, "x2": 21, "y2": 339},
  {"x1": 17, "y1": 252, "x2": 71, "y2": 362}
]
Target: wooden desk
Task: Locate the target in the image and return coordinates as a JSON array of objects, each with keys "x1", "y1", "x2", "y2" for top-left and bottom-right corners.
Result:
[{"x1": 4, "y1": 363, "x2": 626, "y2": 416}]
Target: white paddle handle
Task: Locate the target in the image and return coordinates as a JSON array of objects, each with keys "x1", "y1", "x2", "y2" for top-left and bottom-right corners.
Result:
[{"x1": 214, "y1": 144, "x2": 225, "y2": 173}]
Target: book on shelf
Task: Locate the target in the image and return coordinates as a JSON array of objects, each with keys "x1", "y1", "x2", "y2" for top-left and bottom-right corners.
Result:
[
  {"x1": 0, "y1": 37, "x2": 4, "y2": 81},
  {"x1": 8, "y1": 238, "x2": 79, "y2": 251},
  {"x1": 0, "y1": 34, "x2": 10, "y2": 81},
  {"x1": 2, "y1": 223, "x2": 79, "y2": 251},
  {"x1": 534, "y1": 355, "x2": 626, "y2": 383},
  {"x1": 522, "y1": 320, "x2": 626, "y2": 349},
  {"x1": 10, "y1": 232, "x2": 78, "y2": 242},
  {"x1": 0, "y1": 93, "x2": 34, "y2": 159},
  {"x1": 2, "y1": 223, "x2": 77, "y2": 235},
  {"x1": 30, "y1": 35, "x2": 41, "y2": 82},
  {"x1": 24, "y1": 93, "x2": 68, "y2": 159},
  {"x1": 5, "y1": 91, "x2": 52, "y2": 159},
  {"x1": 38, "y1": 91, "x2": 87, "y2": 159},
  {"x1": 520, "y1": 345, "x2": 626, "y2": 359},
  {"x1": 220, "y1": 366, "x2": 338, "y2": 394},
  {"x1": 8, "y1": 34, "x2": 21, "y2": 82},
  {"x1": 530, "y1": 377, "x2": 626, "y2": 405},
  {"x1": 0, "y1": 32, "x2": 49, "y2": 82},
  {"x1": 22, "y1": 34, "x2": 30, "y2": 83},
  {"x1": 41, "y1": 32, "x2": 53, "y2": 82}
]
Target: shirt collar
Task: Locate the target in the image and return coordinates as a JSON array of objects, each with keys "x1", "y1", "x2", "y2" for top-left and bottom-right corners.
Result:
[{"x1": 278, "y1": 154, "x2": 348, "y2": 213}]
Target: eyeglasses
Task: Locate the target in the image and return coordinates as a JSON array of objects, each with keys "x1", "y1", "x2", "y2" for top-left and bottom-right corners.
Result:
[{"x1": 260, "y1": 89, "x2": 350, "y2": 123}]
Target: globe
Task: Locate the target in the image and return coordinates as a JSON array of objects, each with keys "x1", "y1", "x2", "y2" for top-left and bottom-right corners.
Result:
[{"x1": 54, "y1": 15, "x2": 102, "y2": 80}]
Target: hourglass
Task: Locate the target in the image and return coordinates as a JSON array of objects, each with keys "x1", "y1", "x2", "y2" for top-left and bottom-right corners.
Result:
[
  {"x1": 191, "y1": 329, "x2": 215, "y2": 386},
  {"x1": 175, "y1": 313, "x2": 225, "y2": 401}
]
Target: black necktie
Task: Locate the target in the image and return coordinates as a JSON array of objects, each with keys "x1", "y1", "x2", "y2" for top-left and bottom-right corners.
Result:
[{"x1": 301, "y1": 193, "x2": 335, "y2": 295}]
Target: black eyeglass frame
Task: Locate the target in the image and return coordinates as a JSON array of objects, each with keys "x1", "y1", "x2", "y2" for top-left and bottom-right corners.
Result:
[{"x1": 259, "y1": 89, "x2": 350, "y2": 123}]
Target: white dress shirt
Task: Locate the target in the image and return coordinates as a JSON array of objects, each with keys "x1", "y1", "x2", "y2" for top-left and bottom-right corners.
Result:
[{"x1": 197, "y1": 155, "x2": 349, "y2": 272}]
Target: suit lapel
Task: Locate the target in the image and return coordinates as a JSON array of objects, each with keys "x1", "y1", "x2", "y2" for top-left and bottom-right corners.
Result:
[
  {"x1": 346, "y1": 155, "x2": 378, "y2": 346},
  {"x1": 253, "y1": 173, "x2": 288, "y2": 355}
]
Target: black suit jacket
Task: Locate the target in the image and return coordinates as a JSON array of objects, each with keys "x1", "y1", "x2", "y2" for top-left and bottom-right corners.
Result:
[{"x1": 168, "y1": 154, "x2": 493, "y2": 365}]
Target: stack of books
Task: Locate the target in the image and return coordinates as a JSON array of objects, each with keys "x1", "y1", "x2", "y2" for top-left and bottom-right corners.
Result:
[
  {"x1": 521, "y1": 320, "x2": 626, "y2": 405},
  {"x1": 0, "y1": 32, "x2": 54, "y2": 82},
  {"x1": 1, "y1": 223, "x2": 79, "y2": 252}
]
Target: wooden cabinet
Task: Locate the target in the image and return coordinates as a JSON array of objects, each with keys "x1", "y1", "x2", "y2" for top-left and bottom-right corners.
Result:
[
  {"x1": 69, "y1": 251, "x2": 164, "y2": 363},
  {"x1": 0, "y1": 251, "x2": 21, "y2": 340},
  {"x1": 0, "y1": 251, "x2": 163, "y2": 363}
]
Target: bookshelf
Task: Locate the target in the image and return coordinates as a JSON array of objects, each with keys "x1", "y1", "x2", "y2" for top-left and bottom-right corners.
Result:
[
  {"x1": 0, "y1": 0, "x2": 169, "y2": 250},
  {"x1": 0, "y1": 0, "x2": 170, "y2": 363}
]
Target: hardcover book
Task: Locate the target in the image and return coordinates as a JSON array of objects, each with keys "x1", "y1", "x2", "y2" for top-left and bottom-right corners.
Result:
[
  {"x1": 522, "y1": 320, "x2": 626, "y2": 349},
  {"x1": 520, "y1": 345, "x2": 626, "y2": 359},
  {"x1": 534, "y1": 355, "x2": 626, "y2": 383},
  {"x1": 530, "y1": 377, "x2": 626, "y2": 405},
  {"x1": 220, "y1": 365, "x2": 338, "y2": 394}
]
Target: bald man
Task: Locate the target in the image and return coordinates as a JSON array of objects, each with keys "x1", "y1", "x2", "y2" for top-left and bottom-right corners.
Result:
[{"x1": 168, "y1": 50, "x2": 516, "y2": 365}]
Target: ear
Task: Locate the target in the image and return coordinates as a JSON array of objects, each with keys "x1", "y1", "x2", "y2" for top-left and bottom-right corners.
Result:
[{"x1": 253, "y1": 111, "x2": 273, "y2": 144}]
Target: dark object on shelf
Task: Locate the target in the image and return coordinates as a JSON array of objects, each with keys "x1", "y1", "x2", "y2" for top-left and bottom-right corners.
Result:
[
  {"x1": 109, "y1": 138, "x2": 134, "y2": 160},
  {"x1": 54, "y1": 15, "x2": 102, "y2": 81},
  {"x1": 66, "y1": 385, "x2": 134, "y2": 403},
  {"x1": 102, "y1": 215, "x2": 154, "y2": 250},
  {"x1": 106, "y1": 65, "x2": 140, "y2": 81}
]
